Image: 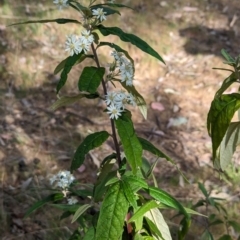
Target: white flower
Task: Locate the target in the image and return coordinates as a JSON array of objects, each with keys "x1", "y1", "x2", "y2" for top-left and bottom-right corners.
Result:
[
  {"x1": 65, "y1": 34, "x2": 81, "y2": 56},
  {"x1": 67, "y1": 197, "x2": 78, "y2": 205},
  {"x1": 50, "y1": 170, "x2": 75, "y2": 189},
  {"x1": 107, "y1": 104, "x2": 123, "y2": 119},
  {"x1": 53, "y1": 0, "x2": 68, "y2": 10},
  {"x1": 80, "y1": 29, "x2": 94, "y2": 45},
  {"x1": 79, "y1": 38, "x2": 90, "y2": 54},
  {"x1": 92, "y1": 8, "x2": 107, "y2": 22},
  {"x1": 105, "y1": 91, "x2": 116, "y2": 105},
  {"x1": 126, "y1": 93, "x2": 136, "y2": 106}
]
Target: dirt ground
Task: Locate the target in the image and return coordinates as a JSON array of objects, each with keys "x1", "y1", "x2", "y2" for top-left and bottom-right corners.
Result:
[{"x1": 1, "y1": 0, "x2": 240, "y2": 239}]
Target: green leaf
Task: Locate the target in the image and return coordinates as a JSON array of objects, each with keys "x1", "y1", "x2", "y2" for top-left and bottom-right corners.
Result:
[
  {"x1": 54, "y1": 54, "x2": 93, "y2": 75},
  {"x1": 9, "y1": 18, "x2": 81, "y2": 27},
  {"x1": 207, "y1": 93, "x2": 240, "y2": 160},
  {"x1": 200, "y1": 230, "x2": 214, "y2": 240},
  {"x1": 95, "y1": 182, "x2": 129, "y2": 240},
  {"x1": 57, "y1": 53, "x2": 84, "y2": 93},
  {"x1": 228, "y1": 220, "x2": 240, "y2": 232},
  {"x1": 141, "y1": 157, "x2": 152, "y2": 178},
  {"x1": 214, "y1": 73, "x2": 237, "y2": 98},
  {"x1": 24, "y1": 193, "x2": 64, "y2": 218},
  {"x1": 91, "y1": 6, "x2": 121, "y2": 16},
  {"x1": 98, "y1": 25, "x2": 165, "y2": 64},
  {"x1": 144, "y1": 217, "x2": 164, "y2": 240},
  {"x1": 49, "y1": 94, "x2": 85, "y2": 111},
  {"x1": 83, "y1": 227, "x2": 95, "y2": 240},
  {"x1": 198, "y1": 182, "x2": 209, "y2": 198},
  {"x1": 115, "y1": 113, "x2": 142, "y2": 174},
  {"x1": 91, "y1": 3, "x2": 133, "y2": 10},
  {"x1": 69, "y1": 1, "x2": 92, "y2": 16},
  {"x1": 71, "y1": 204, "x2": 92, "y2": 223},
  {"x1": 134, "y1": 234, "x2": 145, "y2": 240},
  {"x1": 209, "y1": 219, "x2": 224, "y2": 226},
  {"x1": 217, "y1": 122, "x2": 240, "y2": 170},
  {"x1": 147, "y1": 187, "x2": 189, "y2": 219},
  {"x1": 123, "y1": 175, "x2": 148, "y2": 192},
  {"x1": 183, "y1": 207, "x2": 207, "y2": 217},
  {"x1": 145, "y1": 208, "x2": 172, "y2": 240},
  {"x1": 121, "y1": 179, "x2": 138, "y2": 209},
  {"x1": 71, "y1": 131, "x2": 110, "y2": 171},
  {"x1": 78, "y1": 66, "x2": 105, "y2": 94},
  {"x1": 218, "y1": 235, "x2": 233, "y2": 240},
  {"x1": 94, "y1": 171, "x2": 117, "y2": 201},
  {"x1": 138, "y1": 137, "x2": 173, "y2": 162},
  {"x1": 121, "y1": 82, "x2": 147, "y2": 119},
  {"x1": 128, "y1": 200, "x2": 159, "y2": 223},
  {"x1": 221, "y1": 49, "x2": 235, "y2": 64},
  {"x1": 97, "y1": 41, "x2": 134, "y2": 68}
]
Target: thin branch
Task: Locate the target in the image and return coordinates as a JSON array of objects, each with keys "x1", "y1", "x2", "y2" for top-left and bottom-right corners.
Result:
[{"x1": 91, "y1": 43, "x2": 122, "y2": 167}]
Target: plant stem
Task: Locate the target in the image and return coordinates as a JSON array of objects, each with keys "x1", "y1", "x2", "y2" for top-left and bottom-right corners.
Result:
[{"x1": 91, "y1": 43, "x2": 122, "y2": 167}]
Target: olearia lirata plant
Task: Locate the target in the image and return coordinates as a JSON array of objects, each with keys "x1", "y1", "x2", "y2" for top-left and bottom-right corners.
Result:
[{"x1": 11, "y1": 0, "x2": 200, "y2": 239}]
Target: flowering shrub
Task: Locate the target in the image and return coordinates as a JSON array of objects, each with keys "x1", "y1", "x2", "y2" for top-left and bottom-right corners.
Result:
[{"x1": 10, "y1": 0, "x2": 209, "y2": 239}]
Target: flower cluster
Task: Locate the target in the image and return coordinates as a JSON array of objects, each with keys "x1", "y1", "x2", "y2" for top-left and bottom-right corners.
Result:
[
  {"x1": 106, "y1": 90, "x2": 136, "y2": 119},
  {"x1": 50, "y1": 170, "x2": 78, "y2": 205},
  {"x1": 53, "y1": 0, "x2": 69, "y2": 10},
  {"x1": 50, "y1": 170, "x2": 75, "y2": 189},
  {"x1": 111, "y1": 51, "x2": 134, "y2": 86},
  {"x1": 65, "y1": 29, "x2": 94, "y2": 56}
]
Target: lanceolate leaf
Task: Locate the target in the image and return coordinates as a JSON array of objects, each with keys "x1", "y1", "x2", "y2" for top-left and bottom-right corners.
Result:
[
  {"x1": 138, "y1": 137, "x2": 173, "y2": 162},
  {"x1": 115, "y1": 113, "x2": 142, "y2": 174},
  {"x1": 207, "y1": 93, "x2": 240, "y2": 160},
  {"x1": 128, "y1": 200, "x2": 159, "y2": 223},
  {"x1": 54, "y1": 54, "x2": 93, "y2": 75},
  {"x1": 217, "y1": 122, "x2": 240, "y2": 170},
  {"x1": 91, "y1": 3, "x2": 134, "y2": 10},
  {"x1": 121, "y1": 179, "x2": 138, "y2": 209},
  {"x1": 71, "y1": 204, "x2": 92, "y2": 223},
  {"x1": 9, "y1": 18, "x2": 81, "y2": 27},
  {"x1": 147, "y1": 186, "x2": 189, "y2": 219},
  {"x1": 214, "y1": 73, "x2": 237, "y2": 98},
  {"x1": 95, "y1": 182, "x2": 129, "y2": 240},
  {"x1": 78, "y1": 66, "x2": 105, "y2": 93},
  {"x1": 120, "y1": 81, "x2": 147, "y2": 119},
  {"x1": 144, "y1": 208, "x2": 172, "y2": 240},
  {"x1": 90, "y1": 6, "x2": 121, "y2": 16},
  {"x1": 71, "y1": 131, "x2": 110, "y2": 171},
  {"x1": 57, "y1": 53, "x2": 84, "y2": 93},
  {"x1": 98, "y1": 25, "x2": 165, "y2": 64},
  {"x1": 221, "y1": 49, "x2": 235, "y2": 64},
  {"x1": 83, "y1": 227, "x2": 95, "y2": 240},
  {"x1": 122, "y1": 175, "x2": 148, "y2": 192},
  {"x1": 24, "y1": 193, "x2": 64, "y2": 218},
  {"x1": 49, "y1": 94, "x2": 85, "y2": 111}
]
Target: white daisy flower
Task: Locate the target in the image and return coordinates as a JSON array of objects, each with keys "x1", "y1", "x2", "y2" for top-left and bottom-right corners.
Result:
[
  {"x1": 92, "y1": 8, "x2": 107, "y2": 22},
  {"x1": 80, "y1": 29, "x2": 94, "y2": 44},
  {"x1": 105, "y1": 91, "x2": 116, "y2": 105},
  {"x1": 67, "y1": 196, "x2": 78, "y2": 205},
  {"x1": 107, "y1": 104, "x2": 123, "y2": 119},
  {"x1": 65, "y1": 34, "x2": 81, "y2": 56},
  {"x1": 53, "y1": 0, "x2": 68, "y2": 10},
  {"x1": 79, "y1": 38, "x2": 90, "y2": 54},
  {"x1": 50, "y1": 170, "x2": 75, "y2": 189}
]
